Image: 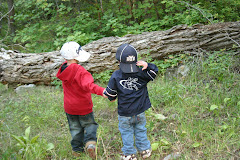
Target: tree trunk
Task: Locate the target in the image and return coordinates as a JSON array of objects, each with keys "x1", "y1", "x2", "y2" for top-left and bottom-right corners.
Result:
[
  {"x1": 7, "y1": 0, "x2": 15, "y2": 35},
  {"x1": 153, "y1": 0, "x2": 160, "y2": 20},
  {"x1": 0, "y1": 22, "x2": 239, "y2": 85},
  {"x1": 126, "y1": 0, "x2": 134, "y2": 22}
]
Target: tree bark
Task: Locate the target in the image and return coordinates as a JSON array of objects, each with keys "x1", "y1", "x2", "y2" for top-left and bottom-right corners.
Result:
[
  {"x1": 0, "y1": 22, "x2": 239, "y2": 85},
  {"x1": 126, "y1": 0, "x2": 134, "y2": 22},
  {"x1": 7, "y1": 0, "x2": 15, "y2": 35},
  {"x1": 153, "y1": 0, "x2": 160, "y2": 20}
]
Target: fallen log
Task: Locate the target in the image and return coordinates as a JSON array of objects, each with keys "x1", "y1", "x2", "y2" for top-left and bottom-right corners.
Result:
[{"x1": 0, "y1": 21, "x2": 239, "y2": 85}]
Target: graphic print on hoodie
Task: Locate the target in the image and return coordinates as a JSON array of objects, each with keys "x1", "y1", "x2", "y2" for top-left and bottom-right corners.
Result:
[{"x1": 104, "y1": 63, "x2": 158, "y2": 117}]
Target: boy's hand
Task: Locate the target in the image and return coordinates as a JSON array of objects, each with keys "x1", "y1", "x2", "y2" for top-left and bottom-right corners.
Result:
[
  {"x1": 102, "y1": 89, "x2": 108, "y2": 98},
  {"x1": 136, "y1": 61, "x2": 148, "y2": 70}
]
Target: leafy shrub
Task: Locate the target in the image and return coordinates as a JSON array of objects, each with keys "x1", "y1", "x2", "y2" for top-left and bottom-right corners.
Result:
[
  {"x1": 201, "y1": 50, "x2": 236, "y2": 81},
  {"x1": 92, "y1": 70, "x2": 114, "y2": 84},
  {"x1": 11, "y1": 127, "x2": 54, "y2": 159},
  {"x1": 2, "y1": 0, "x2": 239, "y2": 52},
  {"x1": 51, "y1": 78, "x2": 62, "y2": 88}
]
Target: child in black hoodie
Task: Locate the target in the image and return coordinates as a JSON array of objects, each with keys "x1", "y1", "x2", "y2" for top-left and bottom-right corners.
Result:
[{"x1": 104, "y1": 44, "x2": 158, "y2": 160}]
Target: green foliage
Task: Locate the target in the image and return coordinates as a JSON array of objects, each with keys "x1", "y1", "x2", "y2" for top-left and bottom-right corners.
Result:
[
  {"x1": 201, "y1": 50, "x2": 236, "y2": 81},
  {"x1": 51, "y1": 78, "x2": 62, "y2": 89},
  {"x1": 139, "y1": 53, "x2": 188, "y2": 75},
  {"x1": 11, "y1": 0, "x2": 58, "y2": 52},
  {"x1": 100, "y1": 13, "x2": 126, "y2": 36},
  {"x1": 1, "y1": 0, "x2": 239, "y2": 52},
  {"x1": 92, "y1": 70, "x2": 114, "y2": 84},
  {"x1": 11, "y1": 127, "x2": 54, "y2": 159}
]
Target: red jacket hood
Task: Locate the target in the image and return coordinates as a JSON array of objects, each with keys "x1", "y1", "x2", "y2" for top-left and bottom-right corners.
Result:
[{"x1": 56, "y1": 62, "x2": 79, "y2": 84}]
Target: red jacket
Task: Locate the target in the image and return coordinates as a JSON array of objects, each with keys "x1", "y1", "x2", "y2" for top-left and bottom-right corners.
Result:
[{"x1": 56, "y1": 62, "x2": 104, "y2": 115}]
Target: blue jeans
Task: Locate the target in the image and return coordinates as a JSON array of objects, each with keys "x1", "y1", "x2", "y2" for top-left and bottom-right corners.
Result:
[
  {"x1": 66, "y1": 112, "x2": 98, "y2": 152},
  {"x1": 118, "y1": 112, "x2": 151, "y2": 156}
]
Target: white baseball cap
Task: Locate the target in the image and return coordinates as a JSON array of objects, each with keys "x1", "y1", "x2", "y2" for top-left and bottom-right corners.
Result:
[{"x1": 60, "y1": 41, "x2": 91, "y2": 62}]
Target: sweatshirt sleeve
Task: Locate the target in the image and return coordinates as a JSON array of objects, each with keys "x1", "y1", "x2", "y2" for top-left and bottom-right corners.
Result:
[
  {"x1": 79, "y1": 71, "x2": 105, "y2": 96},
  {"x1": 104, "y1": 74, "x2": 118, "y2": 101},
  {"x1": 142, "y1": 63, "x2": 159, "y2": 81}
]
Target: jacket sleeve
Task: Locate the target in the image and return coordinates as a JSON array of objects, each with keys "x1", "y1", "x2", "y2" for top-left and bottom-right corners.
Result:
[
  {"x1": 79, "y1": 71, "x2": 105, "y2": 96},
  {"x1": 104, "y1": 74, "x2": 118, "y2": 101},
  {"x1": 142, "y1": 63, "x2": 158, "y2": 81}
]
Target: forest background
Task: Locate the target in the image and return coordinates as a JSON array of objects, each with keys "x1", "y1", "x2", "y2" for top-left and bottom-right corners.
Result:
[{"x1": 1, "y1": 0, "x2": 239, "y2": 53}]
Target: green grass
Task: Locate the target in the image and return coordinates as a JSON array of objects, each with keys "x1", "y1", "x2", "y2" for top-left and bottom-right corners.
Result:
[{"x1": 0, "y1": 51, "x2": 239, "y2": 159}]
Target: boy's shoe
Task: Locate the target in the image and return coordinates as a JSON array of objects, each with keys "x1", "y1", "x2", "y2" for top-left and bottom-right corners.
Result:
[
  {"x1": 140, "y1": 148, "x2": 152, "y2": 159},
  {"x1": 120, "y1": 154, "x2": 137, "y2": 160},
  {"x1": 86, "y1": 144, "x2": 96, "y2": 159}
]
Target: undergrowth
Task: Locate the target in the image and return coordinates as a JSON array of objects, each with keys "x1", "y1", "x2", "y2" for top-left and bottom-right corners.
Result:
[{"x1": 0, "y1": 50, "x2": 239, "y2": 159}]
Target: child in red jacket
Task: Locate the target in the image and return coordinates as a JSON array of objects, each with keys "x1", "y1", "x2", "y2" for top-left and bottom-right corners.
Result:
[{"x1": 56, "y1": 41, "x2": 106, "y2": 159}]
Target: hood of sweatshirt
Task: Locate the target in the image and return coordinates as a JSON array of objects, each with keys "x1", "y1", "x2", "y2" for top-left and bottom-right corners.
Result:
[{"x1": 56, "y1": 62, "x2": 80, "y2": 84}]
